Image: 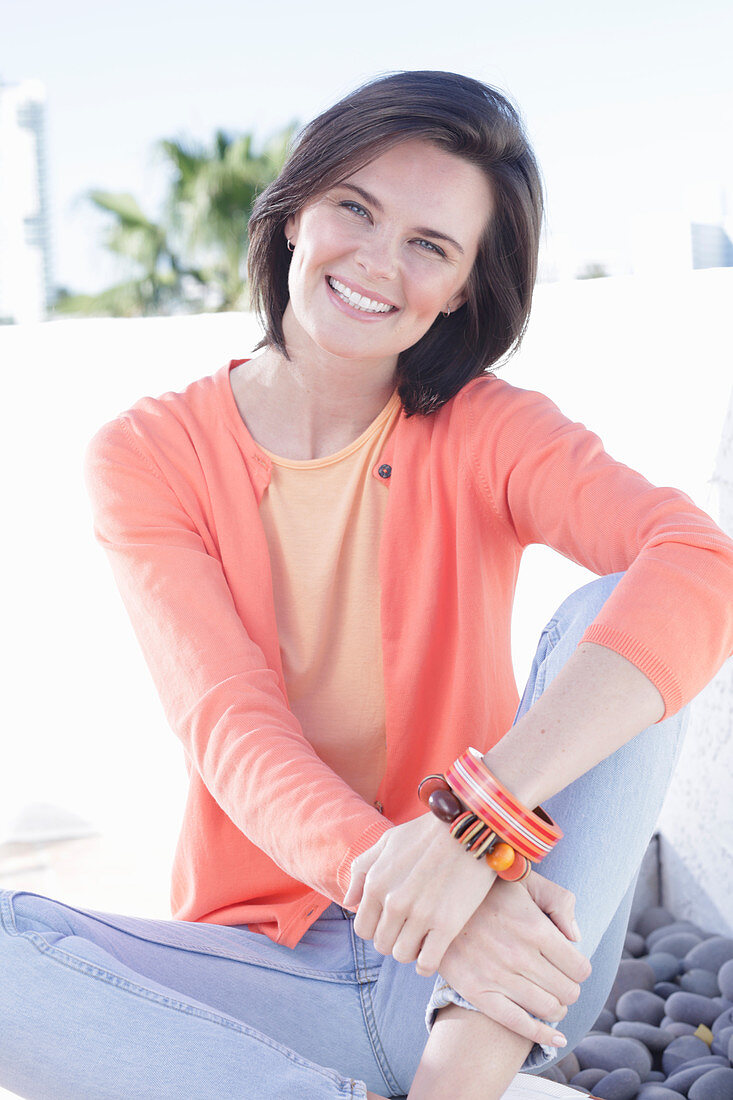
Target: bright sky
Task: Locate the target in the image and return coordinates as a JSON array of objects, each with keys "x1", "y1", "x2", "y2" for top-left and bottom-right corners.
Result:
[{"x1": 5, "y1": 0, "x2": 733, "y2": 294}]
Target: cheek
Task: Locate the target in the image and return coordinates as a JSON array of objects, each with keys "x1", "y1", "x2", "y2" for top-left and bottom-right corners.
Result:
[{"x1": 401, "y1": 267, "x2": 456, "y2": 320}]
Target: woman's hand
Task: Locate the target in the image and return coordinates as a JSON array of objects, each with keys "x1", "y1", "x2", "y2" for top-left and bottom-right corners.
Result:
[
  {"x1": 434, "y1": 872, "x2": 592, "y2": 1048},
  {"x1": 342, "y1": 812, "x2": 497, "y2": 976}
]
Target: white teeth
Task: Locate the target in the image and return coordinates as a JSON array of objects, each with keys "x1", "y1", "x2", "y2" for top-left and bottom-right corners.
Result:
[{"x1": 328, "y1": 277, "x2": 394, "y2": 313}]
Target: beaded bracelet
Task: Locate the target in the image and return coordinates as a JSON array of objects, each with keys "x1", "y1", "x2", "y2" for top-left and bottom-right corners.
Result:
[
  {"x1": 418, "y1": 750, "x2": 562, "y2": 881},
  {"x1": 417, "y1": 774, "x2": 532, "y2": 882}
]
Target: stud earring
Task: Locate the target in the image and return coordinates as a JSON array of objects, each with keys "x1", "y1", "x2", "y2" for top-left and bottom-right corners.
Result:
[{"x1": 287, "y1": 239, "x2": 295, "y2": 252}]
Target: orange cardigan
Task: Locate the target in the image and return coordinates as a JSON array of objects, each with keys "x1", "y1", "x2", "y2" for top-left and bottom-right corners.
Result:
[{"x1": 83, "y1": 361, "x2": 733, "y2": 947}]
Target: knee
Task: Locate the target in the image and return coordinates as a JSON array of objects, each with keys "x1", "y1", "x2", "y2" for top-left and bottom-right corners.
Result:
[
  {"x1": 550, "y1": 572, "x2": 626, "y2": 638},
  {"x1": 0, "y1": 890, "x2": 70, "y2": 940}
]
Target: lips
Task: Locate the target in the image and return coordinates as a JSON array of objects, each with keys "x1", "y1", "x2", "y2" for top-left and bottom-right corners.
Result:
[{"x1": 326, "y1": 275, "x2": 398, "y2": 312}]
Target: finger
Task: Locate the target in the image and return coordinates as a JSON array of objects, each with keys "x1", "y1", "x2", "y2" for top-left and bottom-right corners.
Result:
[
  {"x1": 538, "y1": 929, "x2": 592, "y2": 985},
  {"x1": 415, "y1": 927, "x2": 451, "y2": 977},
  {"x1": 353, "y1": 894, "x2": 383, "y2": 943},
  {"x1": 474, "y1": 991, "x2": 567, "y2": 1050},
  {"x1": 504, "y1": 972, "x2": 573, "y2": 1023},
  {"x1": 372, "y1": 895, "x2": 411, "y2": 957},
  {"x1": 526, "y1": 873, "x2": 581, "y2": 943},
  {"x1": 343, "y1": 845, "x2": 383, "y2": 908},
  {"x1": 389, "y1": 920, "x2": 429, "y2": 968}
]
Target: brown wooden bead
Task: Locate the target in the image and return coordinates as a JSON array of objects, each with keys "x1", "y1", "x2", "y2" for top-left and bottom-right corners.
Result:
[
  {"x1": 418, "y1": 774, "x2": 450, "y2": 807},
  {"x1": 428, "y1": 787, "x2": 464, "y2": 822}
]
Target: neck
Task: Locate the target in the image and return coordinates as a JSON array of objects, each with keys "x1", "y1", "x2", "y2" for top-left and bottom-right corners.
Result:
[{"x1": 244, "y1": 313, "x2": 398, "y2": 461}]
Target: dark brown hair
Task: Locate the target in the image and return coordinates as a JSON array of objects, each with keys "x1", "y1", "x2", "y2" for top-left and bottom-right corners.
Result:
[{"x1": 247, "y1": 70, "x2": 544, "y2": 416}]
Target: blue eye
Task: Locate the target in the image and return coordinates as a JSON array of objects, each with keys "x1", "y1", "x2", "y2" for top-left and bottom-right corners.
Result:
[
  {"x1": 416, "y1": 239, "x2": 446, "y2": 257},
  {"x1": 340, "y1": 201, "x2": 369, "y2": 218}
]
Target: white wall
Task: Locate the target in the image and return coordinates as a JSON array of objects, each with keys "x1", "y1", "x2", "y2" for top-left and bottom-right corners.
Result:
[
  {"x1": 657, "y1": 386, "x2": 733, "y2": 934},
  {"x1": 1, "y1": 272, "x2": 731, "y2": 923}
]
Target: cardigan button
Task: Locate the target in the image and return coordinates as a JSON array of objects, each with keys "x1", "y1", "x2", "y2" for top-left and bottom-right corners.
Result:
[{"x1": 378, "y1": 464, "x2": 392, "y2": 479}]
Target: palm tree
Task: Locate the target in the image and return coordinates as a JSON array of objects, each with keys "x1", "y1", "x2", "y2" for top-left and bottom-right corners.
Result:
[
  {"x1": 53, "y1": 192, "x2": 193, "y2": 317},
  {"x1": 159, "y1": 124, "x2": 296, "y2": 310},
  {"x1": 54, "y1": 124, "x2": 295, "y2": 318}
]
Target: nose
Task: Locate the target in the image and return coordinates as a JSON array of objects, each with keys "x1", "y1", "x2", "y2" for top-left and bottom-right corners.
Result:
[{"x1": 354, "y1": 227, "x2": 398, "y2": 282}]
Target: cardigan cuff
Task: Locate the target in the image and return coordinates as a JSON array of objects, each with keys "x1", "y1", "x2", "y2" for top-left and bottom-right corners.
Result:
[{"x1": 336, "y1": 817, "x2": 394, "y2": 898}]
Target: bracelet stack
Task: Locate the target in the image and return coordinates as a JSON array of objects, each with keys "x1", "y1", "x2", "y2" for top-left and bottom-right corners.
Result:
[{"x1": 417, "y1": 747, "x2": 562, "y2": 882}]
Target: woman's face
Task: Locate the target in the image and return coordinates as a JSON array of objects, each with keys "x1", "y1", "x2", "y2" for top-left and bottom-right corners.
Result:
[{"x1": 283, "y1": 138, "x2": 493, "y2": 371}]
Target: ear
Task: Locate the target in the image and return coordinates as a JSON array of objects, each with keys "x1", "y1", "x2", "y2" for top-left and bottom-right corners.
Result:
[
  {"x1": 447, "y1": 291, "x2": 467, "y2": 312},
  {"x1": 284, "y1": 212, "x2": 300, "y2": 246}
]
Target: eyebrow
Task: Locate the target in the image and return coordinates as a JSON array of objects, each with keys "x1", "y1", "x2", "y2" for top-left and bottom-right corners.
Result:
[{"x1": 337, "y1": 182, "x2": 465, "y2": 255}]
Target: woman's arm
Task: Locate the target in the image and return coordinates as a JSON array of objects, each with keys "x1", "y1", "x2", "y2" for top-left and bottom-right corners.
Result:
[{"x1": 483, "y1": 640, "x2": 665, "y2": 808}]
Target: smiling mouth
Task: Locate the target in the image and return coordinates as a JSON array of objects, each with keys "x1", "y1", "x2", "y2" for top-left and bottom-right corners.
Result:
[{"x1": 327, "y1": 276, "x2": 397, "y2": 314}]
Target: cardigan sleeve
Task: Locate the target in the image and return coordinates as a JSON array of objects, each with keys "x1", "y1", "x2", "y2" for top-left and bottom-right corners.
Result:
[
  {"x1": 463, "y1": 378, "x2": 733, "y2": 719},
  {"x1": 83, "y1": 416, "x2": 392, "y2": 903}
]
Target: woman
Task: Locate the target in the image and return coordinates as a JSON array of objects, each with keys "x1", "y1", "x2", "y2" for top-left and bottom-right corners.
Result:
[{"x1": 1, "y1": 70, "x2": 732, "y2": 1100}]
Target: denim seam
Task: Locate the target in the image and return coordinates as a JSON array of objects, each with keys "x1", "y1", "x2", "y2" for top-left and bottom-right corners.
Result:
[
  {"x1": 2, "y1": 907, "x2": 353, "y2": 1094},
  {"x1": 3, "y1": 889, "x2": 357, "y2": 983},
  {"x1": 350, "y1": 923, "x2": 403, "y2": 1098}
]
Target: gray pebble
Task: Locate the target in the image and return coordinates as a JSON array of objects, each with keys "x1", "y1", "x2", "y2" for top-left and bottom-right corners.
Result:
[
  {"x1": 677, "y1": 1055, "x2": 730, "y2": 1070},
  {"x1": 606, "y1": 959, "x2": 657, "y2": 1012},
  {"x1": 594, "y1": 1007, "x2": 617, "y2": 1033},
  {"x1": 616, "y1": 989, "x2": 667, "y2": 1026},
  {"x1": 646, "y1": 921, "x2": 703, "y2": 950},
  {"x1": 667, "y1": 1062, "x2": 731, "y2": 1094},
  {"x1": 635, "y1": 906, "x2": 675, "y2": 939},
  {"x1": 718, "y1": 959, "x2": 733, "y2": 1001},
  {"x1": 644, "y1": 952, "x2": 682, "y2": 982},
  {"x1": 710, "y1": 997, "x2": 732, "y2": 1014},
  {"x1": 729, "y1": 1030, "x2": 733, "y2": 1063},
  {"x1": 712, "y1": 1006, "x2": 733, "y2": 1035},
  {"x1": 636, "y1": 1087, "x2": 685, "y2": 1100},
  {"x1": 625, "y1": 931, "x2": 646, "y2": 958},
  {"x1": 680, "y1": 969, "x2": 722, "y2": 998},
  {"x1": 653, "y1": 932, "x2": 704, "y2": 959},
  {"x1": 663, "y1": 1021, "x2": 697, "y2": 1037},
  {"x1": 556, "y1": 1052, "x2": 580, "y2": 1081},
  {"x1": 575, "y1": 1034, "x2": 653, "y2": 1080},
  {"x1": 665, "y1": 991, "x2": 720, "y2": 1028},
  {"x1": 538, "y1": 1064, "x2": 566, "y2": 1083},
  {"x1": 611, "y1": 1021, "x2": 673, "y2": 1052},
  {"x1": 688, "y1": 1067, "x2": 733, "y2": 1099},
  {"x1": 662, "y1": 1035, "x2": 712, "y2": 1075},
  {"x1": 645, "y1": 1071, "x2": 666, "y2": 1081},
  {"x1": 710, "y1": 1023, "x2": 733, "y2": 1057},
  {"x1": 594, "y1": 1067, "x2": 642, "y2": 1100},
  {"x1": 654, "y1": 981, "x2": 679, "y2": 999},
  {"x1": 572, "y1": 1067, "x2": 607, "y2": 1089},
  {"x1": 684, "y1": 938, "x2": 733, "y2": 974}
]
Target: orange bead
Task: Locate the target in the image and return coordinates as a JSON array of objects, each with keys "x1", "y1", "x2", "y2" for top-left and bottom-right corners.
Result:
[
  {"x1": 497, "y1": 852, "x2": 530, "y2": 881},
  {"x1": 486, "y1": 841, "x2": 515, "y2": 871}
]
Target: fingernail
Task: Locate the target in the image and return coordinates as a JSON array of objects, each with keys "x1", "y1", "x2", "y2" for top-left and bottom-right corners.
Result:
[
  {"x1": 571, "y1": 920, "x2": 581, "y2": 941},
  {"x1": 552, "y1": 1034, "x2": 567, "y2": 1047}
]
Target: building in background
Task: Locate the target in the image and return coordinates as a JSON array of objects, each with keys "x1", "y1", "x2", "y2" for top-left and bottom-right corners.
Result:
[
  {"x1": 691, "y1": 222, "x2": 733, "y2": 270},
  {"x1": 0, "y1": 78, "x2": 53, "y2": 324},
  {"x1": 632, "y1": 212, "x2": 733, "y2": 276}
]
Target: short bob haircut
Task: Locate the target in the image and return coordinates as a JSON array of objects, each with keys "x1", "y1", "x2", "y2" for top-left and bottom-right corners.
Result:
[{"x1": 247, "y1": 70, "x2": 544, "y2": 417}]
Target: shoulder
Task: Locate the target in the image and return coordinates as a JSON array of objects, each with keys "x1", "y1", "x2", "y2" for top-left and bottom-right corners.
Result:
[
  {"x1": 84, "y1": 363, "x2": 229, "y2": 479},
  {"x1": 456, "y1": 372, "x2": 565, "y2": 422}
]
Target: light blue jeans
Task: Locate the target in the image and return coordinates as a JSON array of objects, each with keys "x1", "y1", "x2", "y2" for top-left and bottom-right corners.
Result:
[{"x1": 0, "y1": 574, "x2": 690, "y2": 1099}]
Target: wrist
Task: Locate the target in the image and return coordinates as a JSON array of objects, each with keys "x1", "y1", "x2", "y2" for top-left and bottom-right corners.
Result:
[{"x1": 480, "y1": 739, "x2": 546, "y2": 810}]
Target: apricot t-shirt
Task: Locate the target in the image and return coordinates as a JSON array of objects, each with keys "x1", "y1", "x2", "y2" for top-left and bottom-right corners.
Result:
[{"x1": 257, "y1": 388, "x2": 402, "y2": 815}]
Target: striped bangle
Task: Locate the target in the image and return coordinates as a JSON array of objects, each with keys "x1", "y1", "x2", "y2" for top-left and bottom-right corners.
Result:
[
  {"x1": 418, "y1": 775, "x2": 533, "y2": 881},
  {"x1": 444, "y1": 748, "x2": 562, "y2": 862}
]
